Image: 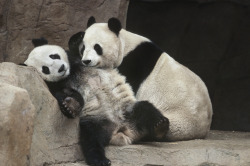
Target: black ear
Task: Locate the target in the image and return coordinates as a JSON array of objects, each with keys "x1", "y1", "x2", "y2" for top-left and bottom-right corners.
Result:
[
  {"x1": 68, "y1": 31, "x2": 85, "y2": 55},
  {"x1": 87, "y1": 16, "x2": 96, "y2": 28},
  {"x1": 32, "y1": 37, "x2": 48, "y2": 47},
  {"x1": 108, "y1": 18, "x2": 122, "y2": 36}
]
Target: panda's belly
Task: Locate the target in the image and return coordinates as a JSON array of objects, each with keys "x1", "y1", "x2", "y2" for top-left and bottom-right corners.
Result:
[{"x1": 75, "y1": 68, "x2": 136, "y2": 122}]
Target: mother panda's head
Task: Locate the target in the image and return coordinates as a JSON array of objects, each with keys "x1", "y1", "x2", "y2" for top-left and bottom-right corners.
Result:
[
  {"x1": 24, "y1": 38, "x2": 70, "y2": 82},
  {"x1": 69, "y1": 17, "x2": 123, "y2": 69}
]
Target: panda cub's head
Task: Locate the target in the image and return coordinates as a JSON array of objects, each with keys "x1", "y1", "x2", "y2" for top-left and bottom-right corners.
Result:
[
  {"x1": 24, "y1": 38, "x2": 70, "y2": 82},
  {"x1": 69, "y1": 17, "x2": 123, "y2": 69}
]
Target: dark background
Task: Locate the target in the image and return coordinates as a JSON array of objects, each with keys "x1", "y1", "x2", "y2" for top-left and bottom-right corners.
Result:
[{"x1": 127, "y1": 0, "x2": 250, "y2": 132}]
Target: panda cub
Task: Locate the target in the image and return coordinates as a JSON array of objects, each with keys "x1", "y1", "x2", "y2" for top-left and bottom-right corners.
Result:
[
  {"x1": 23, "y1": 38, "x2": 84, "y2": 118},
  {"x1": 24, "y1": 36, "x2": 169, "y2": 166},
  {"x1": 75, "y1": 17, "x2": 213, "y2": 142}
]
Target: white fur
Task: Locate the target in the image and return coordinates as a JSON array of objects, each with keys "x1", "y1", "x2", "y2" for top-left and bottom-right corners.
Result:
[
  {"x1": 84, "y1": 23, "x2": 213, "y2": 141},
  {"x1": 24, "y1": 45, "x2": 70, "y2": 82}
]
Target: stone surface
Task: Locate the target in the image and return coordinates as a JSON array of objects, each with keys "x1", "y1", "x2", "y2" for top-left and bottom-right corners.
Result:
[
  {"x1": 0, "y1": 0, "x2": 129, "y2": 64},
  {"x1": 53, "y1": 130, "x2": 250, "y2": 166},
  {"x1": 0, "y1": 62, "x2": 36, "y2": 166},
  {"x1": 0, "y1": 83, "x2": 35, "y2": 166}
]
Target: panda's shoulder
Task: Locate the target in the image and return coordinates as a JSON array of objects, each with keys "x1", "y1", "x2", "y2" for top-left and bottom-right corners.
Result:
[
  {"x1": 118, "y1": 41, "x2": 164, "y2": 92},
  {"x1": 130, "y1": 41, "x2": 162, "y2": 59},
  {"x1": 121, "y1": 41, "x2": 163, "y2": 68}
]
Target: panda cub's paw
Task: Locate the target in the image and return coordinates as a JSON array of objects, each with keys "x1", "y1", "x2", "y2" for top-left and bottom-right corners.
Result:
[
  {"x1": 154, "y1": 117, "x2": 169, "y2": 140},
  {"x1": 61, "y1": 97, "x2": 81, "y2": 118}
]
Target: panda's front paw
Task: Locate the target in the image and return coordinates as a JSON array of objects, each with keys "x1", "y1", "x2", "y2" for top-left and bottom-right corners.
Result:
[
  {"x1": 60, "y1": 97, "x2": 81, "y2": 118},
  {"x1": 154, "y1": 117, "x2": 169, "y2": 140}
]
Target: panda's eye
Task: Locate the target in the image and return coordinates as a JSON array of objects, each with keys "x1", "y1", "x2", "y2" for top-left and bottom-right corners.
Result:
[
  {"x1": 80, "y1": 45, "x2": 85, "y2": 55},
  {"x1": 94, "y1": 44, "x2": 103, "y2": 55},
  {"x1": 42, "y1": 66, "x2": 50, "y2": 75},
  {"x1": 49, "y1": 54, "x2": 61, "y2": 60}
]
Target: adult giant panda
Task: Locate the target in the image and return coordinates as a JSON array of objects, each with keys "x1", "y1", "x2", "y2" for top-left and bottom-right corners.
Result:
[
  {"x1": 24, "y1": 36, "x2": 169, "y2": 166},
  {"x1": 74, "y1": 17, "x2": 213, "y2": 141}
]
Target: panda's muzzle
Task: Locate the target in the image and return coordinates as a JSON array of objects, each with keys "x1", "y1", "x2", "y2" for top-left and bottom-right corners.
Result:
[{"x1": 58, "y1": 64, "x2": 65, "y2": 73}]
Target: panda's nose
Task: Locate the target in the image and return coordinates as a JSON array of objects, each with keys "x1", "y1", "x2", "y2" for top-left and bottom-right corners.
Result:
[
  {"x1": 58, "y1": 64, "x2": 65, "y2": 73},
  {"x1": 82, "y1": 60, "x2": 91, "y2": 65}
]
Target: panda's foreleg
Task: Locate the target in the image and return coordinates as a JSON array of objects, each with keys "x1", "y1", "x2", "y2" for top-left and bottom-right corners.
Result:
[
  {"x1": 54, "y1": 88, "x2": 84, "y2": 118},
  {"x1": 79, "y1": 118, "x2": 112, "y2": 166},
  {"x1": 127, "y1": 101, "x2": 169, "y2": 141}
]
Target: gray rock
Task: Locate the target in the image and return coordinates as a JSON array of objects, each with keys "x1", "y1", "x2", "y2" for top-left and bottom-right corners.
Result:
[
  {"x1": 0, "y1": 64, "x2": 35, "y2": 166},
  {"x1": 0, "y1": 62, "x2": 81, "y2": 165},
  {"x1": 0, "y1": 0, "x2": 129, "y2": 64}
]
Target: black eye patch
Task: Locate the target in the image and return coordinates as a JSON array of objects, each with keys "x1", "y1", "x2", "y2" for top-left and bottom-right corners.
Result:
[
  {"x1": 49, "y1": 54, "x2": 61, "y2": 60},
  {"x1": 80, "y1": 45, "x2": 85, "y2": 55},
  {"x1": 94, "y1": 44, "x2": 103, "y2": 55},
  {"x1": 42, "y1": 66, "x2": 50, "y2": 75}
]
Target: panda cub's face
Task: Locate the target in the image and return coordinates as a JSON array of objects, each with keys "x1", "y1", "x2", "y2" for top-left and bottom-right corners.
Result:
[
  {"x1": 80, "y1": 23, "x2": 122, "y2": 69},
  {"x1": 25, "y1": 45, "x2": 70, "y2": 82}
]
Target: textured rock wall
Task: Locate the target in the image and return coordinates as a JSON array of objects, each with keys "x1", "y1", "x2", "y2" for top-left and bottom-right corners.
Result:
[{"x1": 0, "y1": 0, "x2": 129, "y2": 64}]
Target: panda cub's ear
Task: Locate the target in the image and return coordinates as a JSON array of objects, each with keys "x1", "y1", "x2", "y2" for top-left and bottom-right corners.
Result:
[
  {"x1": 108, "y1": 17, "x2": 122, "y2": 36},
  {"x1": 32, "y1": 37, "x2": 48, "y2": 47},
  {"x1": 87, "y1": 16, "x2": 96, "y2": 28}
]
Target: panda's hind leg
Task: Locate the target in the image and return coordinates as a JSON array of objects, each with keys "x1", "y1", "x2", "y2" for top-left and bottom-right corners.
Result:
[{"x1": 127, "y1": 101, "x2": 169, "y2": 141}]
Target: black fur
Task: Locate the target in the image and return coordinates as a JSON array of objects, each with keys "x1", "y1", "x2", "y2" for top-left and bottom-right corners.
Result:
[
  {"x1": 94, "y1": 44, "x2": 103, "y2": 55},
  {"x1": 19, "y1": 63, "x2": 27, "y2": 66},
  {"x1": 108, "y1": 18, "x2": 122, "y2": 36},
  {"x1": 58, "y1": 64, "x2": 65, "y2": 73},
  {"x1": 68, "y1": 31, "x2": 85, "y2": 57},
  {"x1": 87, "y1": 16, "x2": 96, "y2": 28},
  {"x1": 49, "y1": 54, "x2": 61, "y2": 60},
  {"x1": 42, "y1": 66, "x2": 50, "y2": 75},
  {"x1": 79, "y1": 118, "x2": 112, "y2": 166},
  {"x1": 126, "y1": 101, "x2": 169, "y2": 141},
  {"x1": 32, "y1": 37, "x2": 48, "y2": 47},
  {"x1": 53, "y1": 87, "x2": 84, "y2": 118},
  {"x1": 80, "y1": 45, "x2": 85, "y2": 55},
  {"x1": 118, "y1": 41, "x2": 163, "y2": 93}
]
